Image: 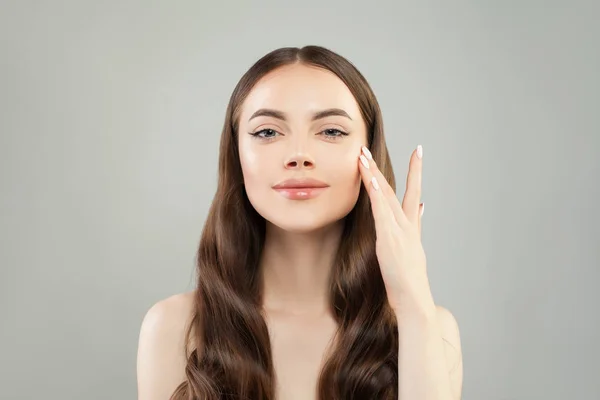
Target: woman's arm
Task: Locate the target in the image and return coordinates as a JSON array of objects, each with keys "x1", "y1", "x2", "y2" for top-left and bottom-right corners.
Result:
[
  {"x1": 357, "y1": 145, "x2": 463, "y2": 399},
  {"x1": 136, "y1": 292, "x2": 194, "y2": 400},
  {"x1": 396, "y1": 302, "x2": 463, "y2": 400}
]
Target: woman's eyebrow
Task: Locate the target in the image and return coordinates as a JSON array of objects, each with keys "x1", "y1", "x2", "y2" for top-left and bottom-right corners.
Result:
[{"x1": 248, "y1": 108, "x2": 353, "y2": 122}]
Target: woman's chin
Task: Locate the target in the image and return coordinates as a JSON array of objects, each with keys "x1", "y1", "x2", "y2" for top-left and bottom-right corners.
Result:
[{"x1": 264, "y1": 215, "x2": 347, "y2": 235}]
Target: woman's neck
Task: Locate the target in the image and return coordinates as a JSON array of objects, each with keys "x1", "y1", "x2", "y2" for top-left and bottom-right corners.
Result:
[{"x1": 259, "y1": 220, "x2": 344, "y2": 316}]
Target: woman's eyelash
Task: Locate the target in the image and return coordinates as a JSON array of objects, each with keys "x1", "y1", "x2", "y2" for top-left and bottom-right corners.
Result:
[
  {"x1": 248, "y1": 128, "x2": 349, "y2": 140},
  {"x1": 320, "y1": 128, "x2": 349, "y2": 138},
  {"x1": 248, "y1": 128, "x2": 279, "y2": 139}
]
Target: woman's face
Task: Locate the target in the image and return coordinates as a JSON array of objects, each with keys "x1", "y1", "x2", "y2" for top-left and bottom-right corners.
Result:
[{"x1": 238, "y1": 63, "x2": 368, "y2": 233}]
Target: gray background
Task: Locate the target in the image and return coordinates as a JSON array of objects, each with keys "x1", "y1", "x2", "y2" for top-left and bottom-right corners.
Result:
[{"x1": 1, "y1": 1, "x2": 598, "y2": 399}]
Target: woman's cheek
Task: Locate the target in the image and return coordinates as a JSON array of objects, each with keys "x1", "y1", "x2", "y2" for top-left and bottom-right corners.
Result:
[{"x1": 322, "y1": 149, "x2": 360, "y2": 182}]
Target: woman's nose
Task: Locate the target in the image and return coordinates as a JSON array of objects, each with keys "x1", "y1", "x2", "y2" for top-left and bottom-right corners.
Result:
[{"x1": 284, "y1": 154, "x2": 315, "y2": 169}]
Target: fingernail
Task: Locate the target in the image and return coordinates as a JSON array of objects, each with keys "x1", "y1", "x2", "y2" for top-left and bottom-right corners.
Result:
[
  {"x1": 359, "y1": 154, "x2": 369, "y2": 169},
  {"x1": 362, "y1": 146, "x2": 373, "y2": 160},
  {"x1": 420, "y1": 202, "x2": 425, "y2": 217},
  {"x1": 417, "y1": 145, "x2": 423, "y2": 159},
  {"x1": 371, "y1": 176, "x2": 380, "y2": 191}
]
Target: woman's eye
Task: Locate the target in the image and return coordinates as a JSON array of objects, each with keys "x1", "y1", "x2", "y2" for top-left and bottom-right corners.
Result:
[
  {"x1": 321, "y1": 128, "x2": 349, "y2": 138},
  {"x1": 250, "y1": 129, "x2": 279, "y2": 139}
]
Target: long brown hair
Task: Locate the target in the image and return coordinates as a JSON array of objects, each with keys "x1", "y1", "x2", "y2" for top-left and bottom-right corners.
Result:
[{"x1": 171, "y1": 45, "x2": 398, "y2": 399}]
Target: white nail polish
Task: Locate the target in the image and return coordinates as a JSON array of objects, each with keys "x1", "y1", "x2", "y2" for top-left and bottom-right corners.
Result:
[
  {"x1": 359, "y1": 154, "x2": 369, "y2": 169},
  {"x1": 420, "y1": 202, "x2": 425, "y2": 217},
  {"x1": 362, "y1": 146, "x2": 373, "y2": 160},
  {"x1": 371, "y1": 176, "x2": 380, "y2": 191},
  {"x1": 417, "y1": 145, "x2": 423, "y2": 159}
]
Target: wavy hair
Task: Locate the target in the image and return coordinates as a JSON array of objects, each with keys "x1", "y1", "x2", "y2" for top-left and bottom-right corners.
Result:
[{"x1": 171, "y1": 45, "x2": 399, "y2": 399}]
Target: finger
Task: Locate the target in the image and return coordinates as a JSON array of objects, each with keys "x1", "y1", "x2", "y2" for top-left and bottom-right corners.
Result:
[
  {"x1": 401, "y1": 145, "x2": 423, "y2": 224},
  {"x1": 358, "y1": 151, "x2": 396, "y2": 233},
  {"x1": 360, "y1": 146, "x2": 409, "y2": 227},
  {"x1": 418, "y1": 202, "x2": 424, "y2": 237}
]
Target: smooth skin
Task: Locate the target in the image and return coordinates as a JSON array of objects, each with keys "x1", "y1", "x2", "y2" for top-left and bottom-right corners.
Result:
[{"x1": 137, "y1": 64, "x2": 463, "y2": 400}]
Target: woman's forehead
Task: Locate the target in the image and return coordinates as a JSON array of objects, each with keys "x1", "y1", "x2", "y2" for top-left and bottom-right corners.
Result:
[{"x1": 239, "y1": 64, "x2": 362, "y2": 123}]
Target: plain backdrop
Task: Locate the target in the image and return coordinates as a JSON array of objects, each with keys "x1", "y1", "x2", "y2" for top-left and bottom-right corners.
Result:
[{"x1": 1, "y1": 1, "x2": 598, "y2": 399}]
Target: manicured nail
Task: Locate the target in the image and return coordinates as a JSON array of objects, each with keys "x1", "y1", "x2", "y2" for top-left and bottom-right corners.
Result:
[
  {"x1": 417, "y1": 145, "x2": 423, "y2": 159},
  {"x1": 420, "y1": 202, "x2": 425, "y2": 217},
  {"x1": 371, "y1": 176, "x2": 380, "y2": 191},
  {"x1": 362, "y1": 146, "x2": 373, "y2": 160},
  {"x1": 359, "y1": 154, "x2": 369, "y2": 169}
]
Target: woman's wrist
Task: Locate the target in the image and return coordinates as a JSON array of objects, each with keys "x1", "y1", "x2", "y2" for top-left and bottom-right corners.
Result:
[{"x1": 392, "y1": 290, "x2": 438, "y2": 326}]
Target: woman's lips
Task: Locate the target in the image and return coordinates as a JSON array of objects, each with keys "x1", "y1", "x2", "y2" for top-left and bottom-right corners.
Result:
[
  {"x1": 272, "y1": 178, "x2": 329, "y2": 199},
  {"x1": 273, "y1": 186, "x2": 328, "y2": 200}
]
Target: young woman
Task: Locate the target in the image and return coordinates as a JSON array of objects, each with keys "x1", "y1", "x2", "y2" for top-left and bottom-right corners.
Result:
[{"x1": 137, "y1": 45, "x2": 463, "y2": 400}]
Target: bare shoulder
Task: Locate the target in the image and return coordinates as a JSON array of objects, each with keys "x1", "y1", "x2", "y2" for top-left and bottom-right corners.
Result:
[
  {"x1": 435, "y1": 305, "x2": 463, "y2": 398},
  {"x1": 435, "y1": 305, "x2": 460, "y2": 340},
  {"x1": 136, "y1": 291, "x2": 197, "y2": 400},
  {"x1": 435, "y1": 305, "x2": 462, "y2": 365}
]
